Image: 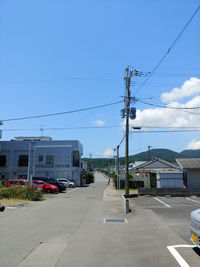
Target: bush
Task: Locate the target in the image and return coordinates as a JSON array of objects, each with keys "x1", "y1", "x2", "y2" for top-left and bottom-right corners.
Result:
[
  {"x1": 0, "y1": 185, "x2": 43, "y2": 201},
  {"x1": 81, "y1": 171, "x2": 94, "y2": 184}
]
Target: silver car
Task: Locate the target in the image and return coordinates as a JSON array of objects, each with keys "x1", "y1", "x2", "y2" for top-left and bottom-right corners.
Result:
[
  {"x1": 56, "y1": 178, "x2": 75, "y2": 188},
  {"x1": 190, "y1": 208, "x2": 200, "y2": 248}
]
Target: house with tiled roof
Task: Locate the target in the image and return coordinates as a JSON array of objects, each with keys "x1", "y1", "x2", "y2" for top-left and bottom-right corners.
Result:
[
  {"x1": 134, "y1": 157, "x2": 183, "y2": 188},
  {"x1": 176, "y1": 158, "x2": 200, "y2": 188}
]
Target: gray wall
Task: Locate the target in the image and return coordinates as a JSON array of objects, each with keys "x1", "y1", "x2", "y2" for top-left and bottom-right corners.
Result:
[
  {"x1": 187, "y1": 170, "x2": 200, "y2": 188},
  {"x1": 156, "y1": 173, "x2": 183, "y2": 188}
]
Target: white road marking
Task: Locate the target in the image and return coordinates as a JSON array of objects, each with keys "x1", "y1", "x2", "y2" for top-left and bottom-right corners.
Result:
[
  {"x1": 7, "y1": 207, "x2": 18, "y2": 209},
  {"x1": 154, "y1": 197, "x2": 171, "y2": 208},
  {"x1": 167, "y1": 245, "x2": 195, "y2": 267},
  {"x1": 186, "y1": 198, "x2": 200, "y2": 204}
]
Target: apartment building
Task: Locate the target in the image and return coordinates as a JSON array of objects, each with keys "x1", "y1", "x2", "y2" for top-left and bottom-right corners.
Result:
[{"x1": 0, "y1": 136, "x2": 83, "y2": 186}]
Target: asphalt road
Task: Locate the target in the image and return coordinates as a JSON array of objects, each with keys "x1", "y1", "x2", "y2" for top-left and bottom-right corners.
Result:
[
  {"x1": 131, "y1": 195, "x2": 200, "y2": 267},
  {"x1": 0, "y1": 174, "x2": 200, "y2": 267}
]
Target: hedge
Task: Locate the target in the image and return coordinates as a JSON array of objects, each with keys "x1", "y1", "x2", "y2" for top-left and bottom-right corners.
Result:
[{"x1": 0, "y1": 185, "x2": 43, "y2": 201}]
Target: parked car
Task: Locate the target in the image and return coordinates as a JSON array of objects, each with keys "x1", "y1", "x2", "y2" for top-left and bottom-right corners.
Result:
[
  {"x1": 32, "y1": 180, "x2": 58, "y2": 193},
  {"x1": 32, "y1": 177, "x2": 66, "y2": 192},
  {"x1": 6, "y1": 179, "x2": 27, "y2": 187},
  {"x1": 0, "y1": 204, "x2": 5, "y2": 212},
  {"x1": 56, "y1": 178, "x2": 75, "y2": 188},
  {"x1": 190, "y1": 208, "x2": 200, "y2": 248}
]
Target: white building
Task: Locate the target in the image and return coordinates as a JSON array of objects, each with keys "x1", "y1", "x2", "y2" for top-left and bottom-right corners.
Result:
[{"x1": 0, "y1": 137, "x2": 83, "y2": 186}]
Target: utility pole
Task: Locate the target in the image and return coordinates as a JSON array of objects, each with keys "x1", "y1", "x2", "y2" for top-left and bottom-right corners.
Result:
[
  {"x1": 148, "y1": 145, "x2": 152, "y2": 161},
  {"x1": 27, "y1": 142, "x2": 31, "y2": 184},
  {"x1": 121, "y1": 68, "x2": 149, "y2": 195},
  {"x1": 124, "y1": 68, "x2": 131, "y2": 196},
  {"x1": 116, "y1": 145, "x2": 120, "y2": 190},
  {"x1": 89, "y1": 153, "x2": 92, "y2": 171}
]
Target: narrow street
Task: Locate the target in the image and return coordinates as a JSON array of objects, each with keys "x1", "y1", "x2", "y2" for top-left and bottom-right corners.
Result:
[{"x1": 0, "y1": 173, "x2": 199, "y2": 267}]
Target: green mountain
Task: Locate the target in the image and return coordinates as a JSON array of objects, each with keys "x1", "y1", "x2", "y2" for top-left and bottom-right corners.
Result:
[
  {"x1": 83, "y1": 149, "x2": 200, "y2": 168},
  {"x1": 179, "y1": 149, "x2": 200, "y2": 158}
]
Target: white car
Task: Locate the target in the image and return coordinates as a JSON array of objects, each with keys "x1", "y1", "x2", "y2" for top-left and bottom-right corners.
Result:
[
  {"x1": 56, "y1": 178, "x2": 75, "y2": 188},
  {"x1": 190, "y1": 208, "x2": 200, "y2": 248}
]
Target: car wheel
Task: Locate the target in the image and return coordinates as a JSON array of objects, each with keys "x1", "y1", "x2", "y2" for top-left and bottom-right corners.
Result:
[
  {"x1": 46, "y1": 188, "x2": 51, "y2": 193},
  {"x1": 69, "y1": 184, "x2": 73, "y2": 188}
]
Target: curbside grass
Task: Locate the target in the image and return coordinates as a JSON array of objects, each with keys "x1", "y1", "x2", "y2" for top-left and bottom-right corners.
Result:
[{"x1": 0, "y1": 185, "x2": 43, "y2": 201}]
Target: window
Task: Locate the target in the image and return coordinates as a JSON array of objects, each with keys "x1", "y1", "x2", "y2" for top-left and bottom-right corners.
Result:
[
  {"x1": 33, "y1": 181, "x2": 44, "y2": 185},
  {"x1": 38, "y1": 155, "x2": 43, "y2": 162},
  {"x1": 73, "y1": 151, "x2": 80, "y2": 167},
  {"x1": 0, "y1": 155, "x2": 6, "y2": 167},
  {"x1": 135, "y1": 181, "x2": 144, "y2": 187},
  {"x1": 46, "y1": 155, "x2": 54, "y2": 165},
  {"x1": 10, "y1": 181, "x2": 26, "y2": 185},
  {"x1": 18, "y1": 175, "x2": 27, "y2": 179},
  {"x1": 18, "y1": 155, "x2": 28, "y2": 167}
]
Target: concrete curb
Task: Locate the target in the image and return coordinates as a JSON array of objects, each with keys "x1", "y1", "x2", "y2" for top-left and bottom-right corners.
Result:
[{"x1": 120, "y1": 194, "x2": 130, "y2": 214}]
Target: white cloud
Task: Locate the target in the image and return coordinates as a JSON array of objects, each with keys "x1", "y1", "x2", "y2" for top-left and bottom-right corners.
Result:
[
  {"x1": 161, "y1": 77, "x2": 200, "y2": 102},
  {"x1": 93, "y1": 120, "x2": 105, "y2": 126},
  {"x1": 102, "y1": 148, "x2": 114, "y2": 157},
  {"x1": 124, "y1": 95, "x2": 200, "y2": 129},
  {"x1": 186, "y1": 139, "x2": 200, "y2": 150}
]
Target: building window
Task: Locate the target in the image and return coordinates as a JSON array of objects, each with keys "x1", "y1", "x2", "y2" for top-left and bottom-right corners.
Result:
[
  {"x1": 135, "y1": 181, "x2": 144, "y2": 188},
  {"x1": 73, "y1": 151, "x2": 80, "y2": 167},
  {"x1": 0, "y1": 155, "x2": 6, "y2": 167},
  {"x1": 18, "y1": 155, "x2": 28, "y2": 167},
  {"x1": 46, "y1": 155, "x2": 54, "y2": 165},
  {"x1": 38, "y1": 155, "x2": 43, "y2": 161},
  {"x1": 18, "y1": 174, "x2": 27, "y2": 179}
]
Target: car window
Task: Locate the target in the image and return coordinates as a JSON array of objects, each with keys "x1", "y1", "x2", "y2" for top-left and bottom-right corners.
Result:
[
  {"x1": 33, "y1": 181, "x2": 43, "y2": 185},
  {"x1": 10, "y1": 181, "x2": 17, "y2": 184}
]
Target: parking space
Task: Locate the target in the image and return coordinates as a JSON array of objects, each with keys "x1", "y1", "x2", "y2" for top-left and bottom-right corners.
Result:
[
  {"x1": 132, "y1": 196, "x2": 200, "y2": 209},
  {"x1": 168, "y1": 245, "x2": 200, "y2": 267},
  {"x1": 131, "y1": 196, "x2": 200, "y2": 267}
]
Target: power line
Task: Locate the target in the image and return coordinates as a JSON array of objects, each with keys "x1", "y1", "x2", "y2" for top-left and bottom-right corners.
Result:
[
  {"x1": 3, "y1": 125, "x2": 200, "y2": 132},
  {"x1": 132, "y1": 129, "x2": 200, "y2": 133},
  {"x1": 138, "y1": 100, "x2": 200, "y2": 110},
  {"x1": 1, "y1": 126, "x2": 121, "y2": 131},
  {"x1": 118, "y1": 134, "x2": 126, "y2": 147},
  {"x1": 132, "y1": 126, "x2": 200, "y2": 129},
  {"x1": 135, "y1": 4, "x2": 200, "y2": 95},
  {"x1": 1, "y1": 100, "x2": 123, "y2": 122}
]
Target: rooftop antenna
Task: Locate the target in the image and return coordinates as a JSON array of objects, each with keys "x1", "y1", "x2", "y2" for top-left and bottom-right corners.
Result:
[{"x1": 40, "y1": 125, "x2": 44, "y2": 137}]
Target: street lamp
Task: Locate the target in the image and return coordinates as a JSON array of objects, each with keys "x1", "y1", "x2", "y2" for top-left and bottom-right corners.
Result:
[{"x1": 132, "y1": 127, "x2": 141, "y2": 130}]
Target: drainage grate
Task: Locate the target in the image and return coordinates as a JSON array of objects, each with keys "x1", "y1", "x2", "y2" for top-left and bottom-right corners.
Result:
[{"x1": 104, "y1": 218, "x2": 128, "y2": 223}]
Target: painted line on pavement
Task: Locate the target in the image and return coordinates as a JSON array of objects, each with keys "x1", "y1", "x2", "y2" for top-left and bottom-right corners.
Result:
[
  {"x1": 186, "y1": 198, "x2": 200, "y2": 204},
  {"x1": 154, "y1": 197, "x2": 171, "y2": 208},
  {"x1": 167, "y1": 245, "x2": 195, "y2": 267}
]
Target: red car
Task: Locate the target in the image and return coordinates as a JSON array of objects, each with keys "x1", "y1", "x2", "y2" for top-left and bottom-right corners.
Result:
[
  {"x1": 32, "y1": 180, "x2": 58, "y2": 193},
  {"x1": 6, "y1": 179, "x2": 57, "y2": 194},
  {"x1": 6, "y1": 179, "x2": 43, "y2": 192},
  {"x1": 6, "y1": 179, "x2": 27, "y2": 187}
]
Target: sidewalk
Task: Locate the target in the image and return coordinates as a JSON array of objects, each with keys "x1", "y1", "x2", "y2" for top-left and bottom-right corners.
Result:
[{"x1": 57, "y1": 173, "x2": 181, "y2": 267}]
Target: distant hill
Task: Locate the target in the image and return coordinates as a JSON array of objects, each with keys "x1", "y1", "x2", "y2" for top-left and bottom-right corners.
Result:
[
  {"x1": 179, "y1": 149, "x2": 200, "y2": 158},
  {"x1": 83, "y1": 149, "x2": 200, "y2": 168}
]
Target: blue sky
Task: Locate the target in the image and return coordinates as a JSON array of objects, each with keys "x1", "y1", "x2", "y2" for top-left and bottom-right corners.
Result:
[{"x1": 0, "y1": 0, "x2": 200, "y2": 158}]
